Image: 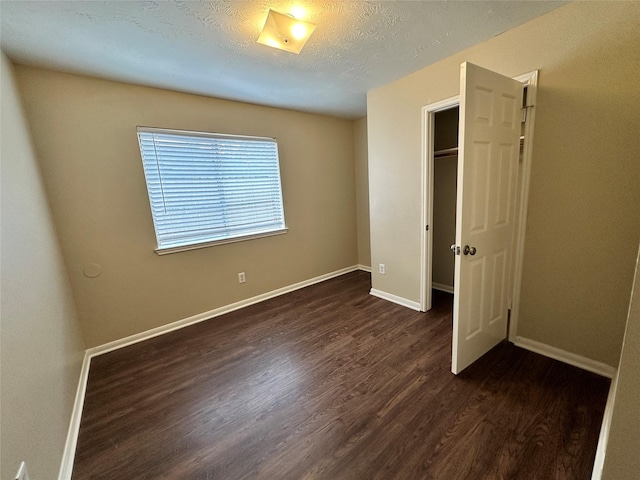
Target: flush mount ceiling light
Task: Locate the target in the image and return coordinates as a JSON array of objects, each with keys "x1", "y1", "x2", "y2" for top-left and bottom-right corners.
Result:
[{"x1": 257, "y1": 9, "x2": 317, "y2": 54}]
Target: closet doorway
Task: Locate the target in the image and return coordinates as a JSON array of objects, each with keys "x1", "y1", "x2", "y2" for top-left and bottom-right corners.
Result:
[
  {"x1": 431, "y1": 107, "x2": 459, "y2": 296},
  {"x1": 420, "y1": 67, "x2": 538, "y2": 373}
]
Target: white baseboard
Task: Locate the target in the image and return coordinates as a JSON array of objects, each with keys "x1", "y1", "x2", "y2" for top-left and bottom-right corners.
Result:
[
  {"x1": 358, "y1": 264, "x2": 372, "y2": 273},
  {"x1": 369, "y1": 288, "x2": 421, "y2": 311},
  {"x1": 591, "y1": 372, "x2": 618, "y2": 480},
  {"x1": 432, "y1": 282, "x2": 454, "y2": 294},
  {"x1": 58, "y1": 351, "x2": 91, "y2": 480},
  {"x1": 514, "y1": 336, "x2": 616, "y2": 378},
  {"x1": 87, "y1": 265, "x2": 361, "y2": 358}
]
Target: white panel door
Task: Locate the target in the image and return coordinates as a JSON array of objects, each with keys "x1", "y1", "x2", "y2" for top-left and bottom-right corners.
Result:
[{"x1": 452, "y1": 62, "x2": 524, "y2": 374}]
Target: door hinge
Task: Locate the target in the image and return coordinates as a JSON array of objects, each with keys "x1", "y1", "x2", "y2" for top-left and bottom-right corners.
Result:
[{"x1": 521, "y1": 104, "x2": 534, "y2": 123}]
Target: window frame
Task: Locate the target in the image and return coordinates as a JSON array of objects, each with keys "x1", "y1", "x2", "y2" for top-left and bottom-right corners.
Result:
[{"x1": 136, "y1": 126, "x2": 288, "y2": 255}]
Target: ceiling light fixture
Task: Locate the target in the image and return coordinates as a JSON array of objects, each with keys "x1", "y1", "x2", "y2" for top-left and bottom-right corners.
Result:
[{"x1": 257, "y1": 9, "x2": 316, "y2": 54}]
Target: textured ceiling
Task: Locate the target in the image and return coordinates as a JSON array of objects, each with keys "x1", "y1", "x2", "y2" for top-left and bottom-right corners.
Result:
[{"x1": 0, "y1": 1, "x2": 565, "y2": 119}]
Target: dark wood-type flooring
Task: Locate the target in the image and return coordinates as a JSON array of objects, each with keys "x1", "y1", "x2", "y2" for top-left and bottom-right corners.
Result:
[{"x1": 73, "y1": 271, "x2": 609, "y2": 479}]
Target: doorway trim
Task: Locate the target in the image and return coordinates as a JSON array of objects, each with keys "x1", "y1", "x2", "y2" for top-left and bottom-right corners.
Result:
[{"x1": 419, "y1": 70, "x2": 538, "y2": 343}]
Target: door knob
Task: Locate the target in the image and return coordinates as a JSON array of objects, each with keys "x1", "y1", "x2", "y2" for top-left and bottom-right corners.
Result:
[
  {"x1": 450, "y1": 244, "x2": 460, "y2": 255},
  {"x1": 463, "y1": 245, "x2": 477, "y2": 256}
]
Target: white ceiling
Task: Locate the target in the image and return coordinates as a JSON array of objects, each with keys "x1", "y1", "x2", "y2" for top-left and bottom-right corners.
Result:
[{"x1": 0, "y1": 1, "x2": 565, "y2": 119}]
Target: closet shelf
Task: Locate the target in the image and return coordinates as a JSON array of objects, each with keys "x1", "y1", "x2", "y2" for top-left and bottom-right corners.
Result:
[
  {"x1": 434, "y1": 136, "x2": 525, "y2": 159},
  {"x1": 434, "y1": 147, "x2": 458, "y2": 159},
  {"x1": 433, "y1": 147, "x2": 458, "y2": 158}
]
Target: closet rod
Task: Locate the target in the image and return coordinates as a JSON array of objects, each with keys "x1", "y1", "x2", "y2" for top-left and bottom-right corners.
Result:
[
  {"x1": 434, "y1": 147, "x2": 458, "y2": 159},
  {"x1": 433, "y1": 136, "x2": 525, "y2": 159}
]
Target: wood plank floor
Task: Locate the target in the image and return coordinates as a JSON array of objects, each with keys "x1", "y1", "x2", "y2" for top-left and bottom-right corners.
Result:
[{"x1": 73, "y1": 271, "x2": 609, "y2": 479}]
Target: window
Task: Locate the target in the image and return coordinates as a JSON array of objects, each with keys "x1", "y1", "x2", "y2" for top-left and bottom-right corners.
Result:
[{"x1": 137, "y1": 127, "x2": 287, "y2": 254}]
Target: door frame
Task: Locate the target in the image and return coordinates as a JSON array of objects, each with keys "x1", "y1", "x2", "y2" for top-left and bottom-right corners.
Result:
[
  {"x1": 420, "y1": 95, "x2": 459, "y2": 312},
  {"x1": 420, "y1": 70, "x2": 538, "y2": 343}
]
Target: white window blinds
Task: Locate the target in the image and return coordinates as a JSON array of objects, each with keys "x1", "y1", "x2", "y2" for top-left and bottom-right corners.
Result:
[{"x1": 137, "y1": 127, "x2": 287, "y2": 253}]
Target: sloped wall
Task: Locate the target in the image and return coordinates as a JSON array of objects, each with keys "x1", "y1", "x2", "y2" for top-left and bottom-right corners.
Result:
[{"x1": 1, "y1": 52, "x2": 85, "y2": 480}]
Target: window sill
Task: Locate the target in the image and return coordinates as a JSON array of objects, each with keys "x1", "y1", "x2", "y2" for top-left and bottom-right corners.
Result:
[{"x1": 155, "y1": 228, "x2": 288, "y2": 255}]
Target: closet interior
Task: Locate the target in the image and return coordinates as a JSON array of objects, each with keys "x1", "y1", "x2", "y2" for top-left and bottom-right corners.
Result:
[{"x1": 432, "y1": 107, "x2": 459, "y2": 294}]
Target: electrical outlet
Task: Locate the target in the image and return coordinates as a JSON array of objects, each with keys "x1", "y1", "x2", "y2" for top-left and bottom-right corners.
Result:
[
  {"x1": 238, "y1": 272, "x2": 246, "y2": 283},
  {"x1": 15, "y1": 462, "x2": 30, "y2": 480},
  {"x1": 378, "y1": 263, "x2": 385, "y2": 275}
]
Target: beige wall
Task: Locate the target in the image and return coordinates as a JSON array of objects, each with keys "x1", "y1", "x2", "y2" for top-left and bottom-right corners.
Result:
[
  {"x1": 354, "y1": 116, "x2": 371, "y2": 268},
  {"x1": 602, "y1": 244, "x2": 640, "y2": 480},
  {"x1": 1, "y1": 53, "x2": 85, "y2": 479},
  {"x1": 367, "y1": 1, "x2": 640, "y2": 366},
  {"x1": 15, "y1": 67, "x2": 358, "y2": 347}
]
